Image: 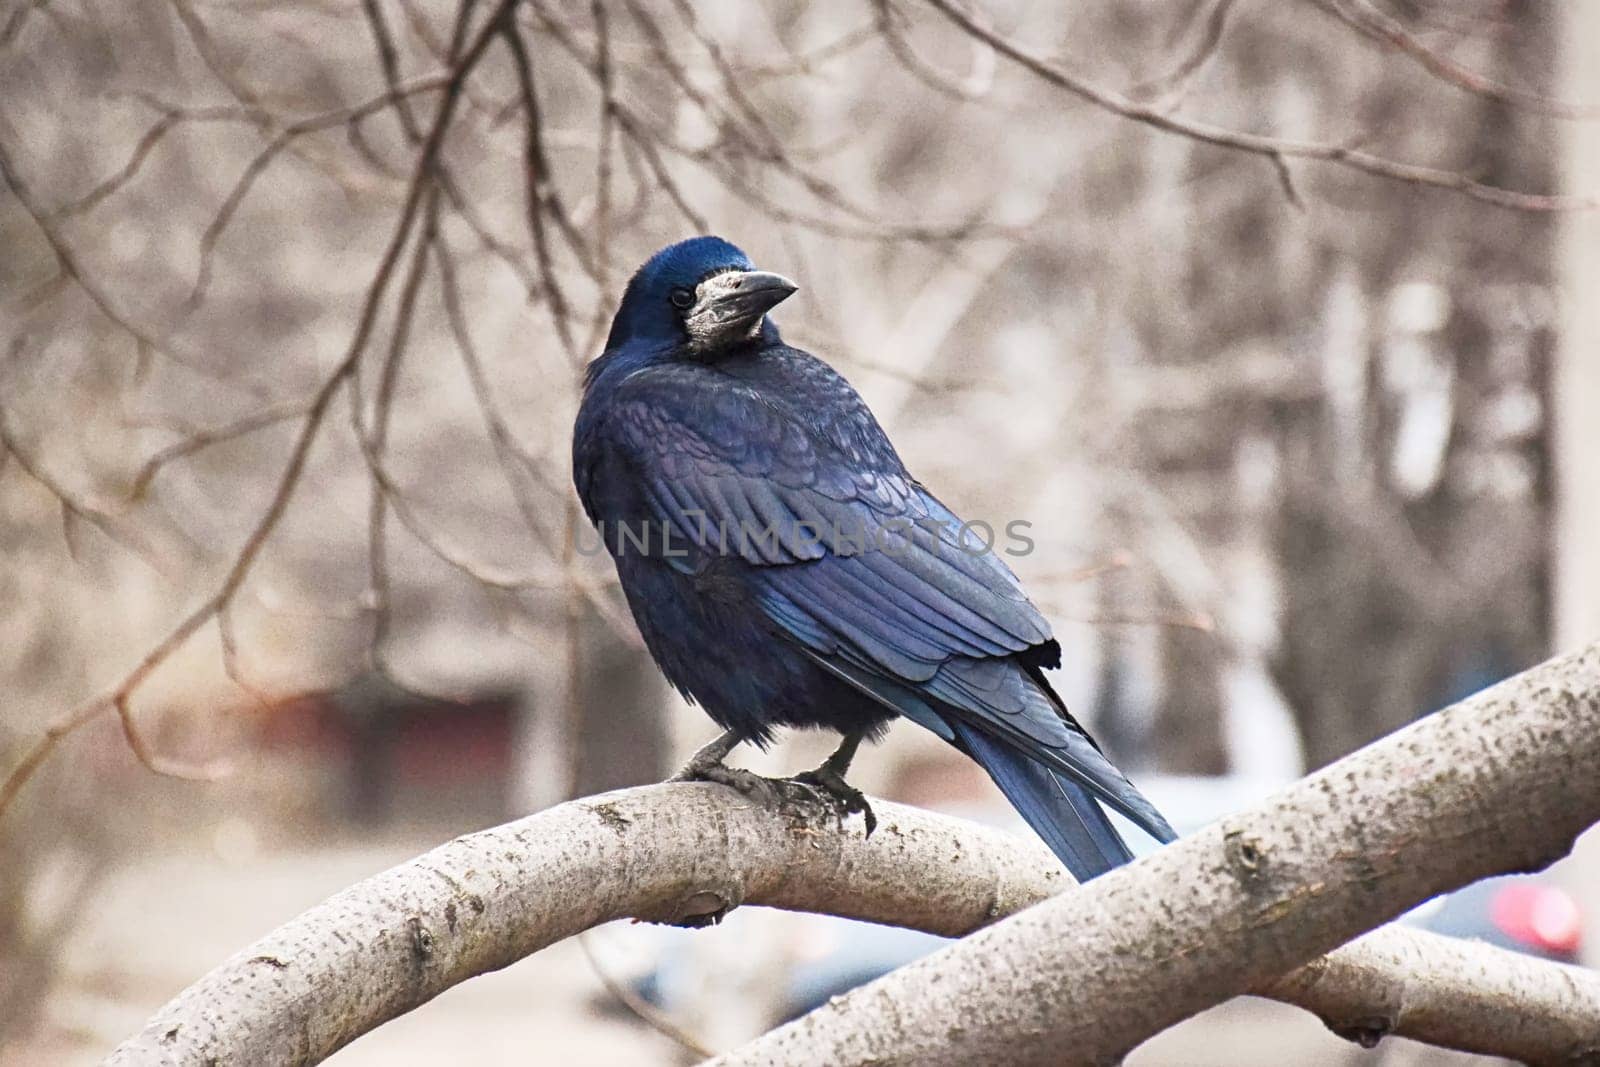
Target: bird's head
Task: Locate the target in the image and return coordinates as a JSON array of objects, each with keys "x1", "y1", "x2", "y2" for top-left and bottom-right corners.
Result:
[{"x1": 604, "y1": 236, "x2": 797, "y2": 357}]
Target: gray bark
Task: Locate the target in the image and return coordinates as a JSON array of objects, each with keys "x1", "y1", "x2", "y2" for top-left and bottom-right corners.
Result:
[
  {"x1": 104, "y1": 650, "x2": 1600, "y2": 1066},
  {"x1": 1269, "y1": 924, "x2": 1600, "y2": 1056},
  {"x1": 103, "y1": 786, "x2": 1070, "y2": 1065},
  {"x1": 715, "y1": 642, "x2": 1600, "y2": 1066}
]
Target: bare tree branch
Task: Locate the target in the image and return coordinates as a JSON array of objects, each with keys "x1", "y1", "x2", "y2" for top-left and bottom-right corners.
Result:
[
  {"x1": 103, "y1": 635, "x2": 1600, "y2": 1067},
  {"x1": 0, "y1": 402, "x2": 172, "y2": 570},
  {"x1": 1308, "y1": 0, "x2": 1600, "y2": 121},
  {"x1": 180, "y1": 71, "x2": 455, "y2": 310},
  {"x1": 166, "y1": 0, "x2": 264, "y2": 110},
  {"x1": 361, "y1": 0, "x2": 425, "y2": 141},
  {"x1": 717, "y1": 641, "x2": 1600, "y2": 1066},
  {"x1": 353, "y1": 178, "x2": 441, "y2": 693},
  {"x1": 577, "y1": 929, "x2": 714, "y2": 1058},
  {"x1": 502, "y1": 10, "x2": 583, "y2": 355},
  {"x1": 872, "y1": 0, "x2": 997, "y2": 103},
  {"x1": 920, "y1": 0, "x2": 1600, "y2": 212},
  {"x1": 0, "y1": 124, "x2": 236, "y2": 389},
  {"x1": 129, "y1": 400, "x2": 311, "y2": 499},
  {"x1": 100, "y1": 786, "x2": 1069, "y2": 1065},
  {"x1": 1125, "y1": 0, "x2": 1236, "y2": 105},
  {"x1": 0, "y1": 0, "x2": 516, "y2": 823},
  {"x1": 49, "y1": 108, "x2": 188, "y2": 220}
]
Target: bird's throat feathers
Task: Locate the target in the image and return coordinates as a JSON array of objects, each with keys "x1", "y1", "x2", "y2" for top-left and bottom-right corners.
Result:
[{"x1": 583, "y1": 318, "x2": 781, "y2": 397}]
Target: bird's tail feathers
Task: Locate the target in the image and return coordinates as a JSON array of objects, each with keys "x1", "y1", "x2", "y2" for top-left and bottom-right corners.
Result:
[{"x1": 949, "y1": 720, "x2": 1134, "y2": 882}]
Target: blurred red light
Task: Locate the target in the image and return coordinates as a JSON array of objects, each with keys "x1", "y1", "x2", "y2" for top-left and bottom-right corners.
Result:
[{"x1": 1492, "y1": 884, "x2": 1582, "y2": 956}]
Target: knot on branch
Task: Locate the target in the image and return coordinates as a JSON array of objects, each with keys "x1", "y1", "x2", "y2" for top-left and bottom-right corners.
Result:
[
  {"x1": 1327, "y1": 1015, "x2": 1394, "y2": 1050},
  {"x1": 408, "y1": 916, "x2": 437, "y2": 966},
  {"x1": 1223, "y1": 829, "x2": 1267, "y2": 880},
  {"x1": 665, "y1": 887, "x2": 743, "y2": 929}
]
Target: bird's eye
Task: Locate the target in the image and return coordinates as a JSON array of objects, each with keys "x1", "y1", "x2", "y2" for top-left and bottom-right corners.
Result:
[{"x1": 669, "y1": 287, "x2": 695, "y2": 311}]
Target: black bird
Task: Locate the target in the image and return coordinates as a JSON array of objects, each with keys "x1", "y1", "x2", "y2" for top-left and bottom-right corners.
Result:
[{"x1": 573, "y1": 236, "x2": 1175, "y2": 881}]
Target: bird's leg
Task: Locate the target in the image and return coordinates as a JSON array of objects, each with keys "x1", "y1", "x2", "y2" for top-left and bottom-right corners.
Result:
[
  {"x1": 791, "y1": 730, "x2": 876, "y2": 836},
  {"x1": 670, "y1": 729, "x2": 743, "y2": 781},
  {"x1": 669, "y1": 729, "x2": 786, "y2": 807}
]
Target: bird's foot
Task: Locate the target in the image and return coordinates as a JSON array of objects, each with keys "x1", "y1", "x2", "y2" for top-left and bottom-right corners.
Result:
[
  {"x1": 789, "y1": 764, "x2": 877, "y2": 837},
  {"x1": 672, "y1": 757, "x2": 789, "y2": 810},
  {"x1": 670, "y1": 729, "x2": 875, "y2": 836},
  {"x1": 673, "y1": 757, "x2": 872, "y2": 836}
]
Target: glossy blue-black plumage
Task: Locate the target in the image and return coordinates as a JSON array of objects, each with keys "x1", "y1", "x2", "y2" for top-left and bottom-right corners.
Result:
[{"x1": 574, "y1": 237, "x2": 1175, "y2": 881}]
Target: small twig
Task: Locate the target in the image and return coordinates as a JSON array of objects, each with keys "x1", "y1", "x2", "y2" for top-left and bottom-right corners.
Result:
[
  {"x1": 0, "y1": 402, "x2": 172, "y2": 572},
  {"x1": 584, "y1": 0, "x2": 617, "y2": 355},
  {"x1": 1309, "y1": 0, "x2": 1600, "y2": 121},
  {"x1": 352, "y1": 175, "x2": 440, "y2": 692},
  {"x1": 0, "y1": 123, "x2": 256, "y2": 393},
  {"x1": 113, "y1": 693, "x2": 227, "y2": 782},
  {"x1": 578, "y1": 930, "x2": 715, "y2": 1059},
  {"x1": 362, "y1": 0, "x2": 425, "y2": 141},
  {"x1": 739, "y1": 21, "x2": 878, "y2": 82},
  {"x1": 0, "y1": 0, "x2": 50, "y2": 47},
  {"x1": 181, "y1": 71, "x2": 452, "y2": 310},
  {"x1": 432, "y1": 236, "x2": 564, "y2": 547},
  {"x1": 167, "y1": 0, "x2": 263, "y2": 109},
  {"x1": 49, "y1": 109, "x2": 186, "y2": 219},
  {"x1": 608, "y1": 107, "x2": 708, "y2": 232},
  {"x1": 130, "y1": 401, "x2": 311, "y2": 499},
  {"x1": 501, "y1": 12, "x2": 582, "y2": 355},
  {"x1": 873, "y1": 0, "x2": 995, "y2": 103},
  {"x1": 1062, "y1": 610, "x2": 1217, "y2": 633},
  {"x1": 0, "y1": 0, "x2": 515, "y2": 822},
  {"x1": 1124, "y1": 0, "x2": 1237, "y2": 106},
  {"x1": 922, "y1": 0, "x2": 1600, "y2": 212},
  {"x1": 216, "y1": 596, "x2": 279, "y2": 711}
]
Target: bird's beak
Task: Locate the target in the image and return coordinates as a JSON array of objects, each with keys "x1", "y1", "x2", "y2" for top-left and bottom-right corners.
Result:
[{"x1": 685, "y1": 270, "x2": 798, "y2": 347}]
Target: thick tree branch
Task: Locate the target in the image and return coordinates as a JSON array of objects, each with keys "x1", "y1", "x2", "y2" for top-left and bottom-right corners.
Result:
[
  {"x1": 106, "y1": 646, "x2": 1600, "y2": 1066},
  {"x1": 717, "y1": 641, "x2": 1600, "y2": 1066},
  {"x1": 1269, "y1": 923, "x2": 1600, "y2": 1055},
  {"x1": 102, "y1": 787, "x2": 1070, "y2": 1064}
]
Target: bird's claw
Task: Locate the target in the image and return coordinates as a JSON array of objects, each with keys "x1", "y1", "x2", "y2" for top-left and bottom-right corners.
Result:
[
  {"x1": 789, "y1": 766, "x2": 877, "y2": 836},
  {"x1": 672, "y1": 758, "x2": 785, "y2": 809}
]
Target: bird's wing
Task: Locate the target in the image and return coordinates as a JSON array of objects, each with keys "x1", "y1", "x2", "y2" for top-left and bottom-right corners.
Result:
[
  {"x1": 601, "y1": 367, "x2": 1047, "y2": 642},
  {"x1": 600, "y1": 365, "x2": 1173, "y2": 843}
]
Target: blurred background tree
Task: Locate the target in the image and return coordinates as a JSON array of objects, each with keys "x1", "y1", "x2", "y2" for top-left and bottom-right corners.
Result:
[{"x1": 0, "y1": 0, "x2": 1590, "y2": 1061}]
